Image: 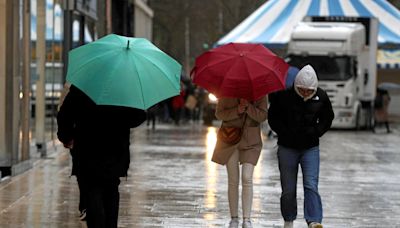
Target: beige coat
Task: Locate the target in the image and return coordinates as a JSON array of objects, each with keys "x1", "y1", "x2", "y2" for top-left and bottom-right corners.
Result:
[{"x1": 212, "y1": 97, "x2": 268, "y2": 165}]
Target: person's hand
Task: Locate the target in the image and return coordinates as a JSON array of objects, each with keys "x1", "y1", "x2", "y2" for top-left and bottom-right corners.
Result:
[
  {"x1": 238, "y1": 99, "x2": 249, "y2": 114},
  {"x1": 239, "y1": 99, "x2": 249, "y2": 106},
  {"x1": 63, "y1": 140, "x2": 74, "y2": 149}
]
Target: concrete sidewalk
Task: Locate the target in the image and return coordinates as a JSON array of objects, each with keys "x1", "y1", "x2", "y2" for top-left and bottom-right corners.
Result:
[{"x1": 1, "y1": 123, "x2": 400, "y2": 227}]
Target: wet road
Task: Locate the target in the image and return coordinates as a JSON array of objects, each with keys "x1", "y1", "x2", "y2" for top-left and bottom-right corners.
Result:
[{"x1": 0, "y1": 122, "x2": 399, "y2": 228}]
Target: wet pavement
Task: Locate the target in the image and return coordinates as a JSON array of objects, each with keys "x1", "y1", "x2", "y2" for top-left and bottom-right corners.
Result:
[{"x1": 1, "y1": 122, "x2": 400, "y2": 228}]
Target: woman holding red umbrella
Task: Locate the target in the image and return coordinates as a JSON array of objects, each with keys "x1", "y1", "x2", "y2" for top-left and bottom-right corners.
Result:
[
  {"x1": 212, "y1": 96, "x2": 267, "y2": 228},
  {"x1": 192, "y1": 43, "x2": 288, "y2": 227}
]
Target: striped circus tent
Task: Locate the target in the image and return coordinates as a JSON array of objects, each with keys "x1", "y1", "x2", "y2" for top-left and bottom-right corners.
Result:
[{"x1": 217, "y1": 0, "x2": 400, "y2": 48}]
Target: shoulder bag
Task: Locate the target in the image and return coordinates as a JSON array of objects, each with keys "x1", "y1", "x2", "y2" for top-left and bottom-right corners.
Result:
[{"x1": 217, "y1": 114, "x2": 247, "y2": 145}]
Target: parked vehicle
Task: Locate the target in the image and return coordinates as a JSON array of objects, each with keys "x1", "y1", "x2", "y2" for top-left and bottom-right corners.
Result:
[{"x1": 287, "y1": 16, "x2": 378, "y2": 129}]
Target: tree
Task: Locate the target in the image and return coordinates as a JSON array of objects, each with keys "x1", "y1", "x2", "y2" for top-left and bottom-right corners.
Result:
[
  {"x1": 148, "y1": 0, "x2": 265, "y2": 73},
  {"x1": 388, "y1": 0, "x2": 400, "y2": 9}
]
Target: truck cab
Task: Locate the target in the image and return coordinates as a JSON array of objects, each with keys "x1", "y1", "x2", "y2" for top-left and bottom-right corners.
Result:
[{"x1": 287, "y1": 17, "x2": 378, "y2": 129}]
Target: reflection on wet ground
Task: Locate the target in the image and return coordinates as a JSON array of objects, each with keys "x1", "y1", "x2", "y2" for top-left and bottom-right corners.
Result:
[{"x1": 1, "y1": 123, "x2": 400, "y2": 227}]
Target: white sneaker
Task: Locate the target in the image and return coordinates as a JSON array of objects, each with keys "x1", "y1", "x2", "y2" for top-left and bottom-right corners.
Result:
[
  {"x1": 242, "y1": 219, "x2": 252, "y2": 228},
  {"x1": 308, "y1": 222, "x2": 323, "y2": 228},
  {"x1": 284, "y1": 221, "x2": 293, "y2": 228},
  {"x1": 229, "y1": 218, "x2": 239, "y2": 228}
]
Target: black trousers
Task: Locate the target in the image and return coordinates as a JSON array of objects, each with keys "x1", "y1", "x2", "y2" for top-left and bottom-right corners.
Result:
[
  {"x1": 76, "y1": 175, "x2": 88, "y2": 213},
  {"x1": 86, "y1": 178, "x2": 121, "y2": 228}
]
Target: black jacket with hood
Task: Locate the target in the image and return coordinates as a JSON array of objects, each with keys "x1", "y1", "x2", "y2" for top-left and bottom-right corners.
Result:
[
  {"x1": 268, "y1": 65, "x2": 334, "y2": 150},
  {"x1": 57, "y1": 85, "x2": 146, "y2": 180}
]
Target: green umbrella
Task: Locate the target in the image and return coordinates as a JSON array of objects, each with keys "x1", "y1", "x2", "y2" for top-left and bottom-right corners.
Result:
[{"x1": 66, "y1": 34, "x2": 182, "y2": 110}]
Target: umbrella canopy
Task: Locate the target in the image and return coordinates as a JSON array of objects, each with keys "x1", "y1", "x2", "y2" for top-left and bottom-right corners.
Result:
[
  {"x1": 191, "y1": 43, "x2": 289, "y2": 101},
  {"x1": 66, "y1": 34, "x2": 182, "y2": 110}
]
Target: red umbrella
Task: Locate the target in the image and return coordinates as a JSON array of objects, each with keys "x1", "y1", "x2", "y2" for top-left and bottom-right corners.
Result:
[{"x1": 191, "y1": 43, "x2": 289, "y2": 101}]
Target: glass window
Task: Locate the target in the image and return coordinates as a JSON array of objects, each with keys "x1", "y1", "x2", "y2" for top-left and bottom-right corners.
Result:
[{"x1": 287, "y1": 55, "x2": 352, "y2": 81}]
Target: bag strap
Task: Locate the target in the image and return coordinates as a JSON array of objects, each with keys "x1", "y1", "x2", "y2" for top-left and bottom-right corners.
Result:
[
  {"x1": 221, "y1": 99, "x2": 248, "y2": 130},
  {"x1": 239, "y1": 98, "x2": 248, "y2": 130},
  {"x1": 221, "y1": 112, "x2": 247, "y2": 128},
  {"x1": 240, "y1": 114, "x2": 247, "y2": 130}
]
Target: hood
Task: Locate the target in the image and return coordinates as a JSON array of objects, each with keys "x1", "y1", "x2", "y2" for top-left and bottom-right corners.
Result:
[{"x1": 294, "y1": 65, "x2": 318, "y2": 101}]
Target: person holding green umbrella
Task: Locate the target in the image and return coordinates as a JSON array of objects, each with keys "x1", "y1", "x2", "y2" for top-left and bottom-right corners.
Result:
[{"x1": 57, "y1": 34, "x2": 182, "y2": 228}]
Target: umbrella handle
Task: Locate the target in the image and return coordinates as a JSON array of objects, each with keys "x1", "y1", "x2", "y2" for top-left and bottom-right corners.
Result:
[
  {"x1": 127, "y1": 40, "x2": 130, "y2": 50},
  {"x1": 190, "y1": 66, "x2": 197, "y2": 79}
]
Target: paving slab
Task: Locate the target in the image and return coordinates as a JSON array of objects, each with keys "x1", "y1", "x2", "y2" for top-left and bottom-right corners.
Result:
[{"x1": 0, "y1": 123, "x2": 400, "y2": 228}]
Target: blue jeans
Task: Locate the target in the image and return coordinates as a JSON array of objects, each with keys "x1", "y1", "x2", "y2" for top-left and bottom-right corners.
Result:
[{"x1": 277, "y1": 145, "x2": 322, "y2": 223}]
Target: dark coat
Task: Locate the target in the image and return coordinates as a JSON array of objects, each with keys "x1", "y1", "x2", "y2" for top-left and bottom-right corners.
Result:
[
  {"x1": 57, "y1": 85, "x2": 146, "y2": 180},
  {"x1": 268, "y1": 87, "x2": 334, "y2": 150}
]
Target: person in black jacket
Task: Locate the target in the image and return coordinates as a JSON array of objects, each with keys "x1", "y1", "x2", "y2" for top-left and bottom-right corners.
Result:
[
  {"x1": 57, "y1": 85, "x2": 146, "y2": 228},
  {"x1": 58, "y1": 83, "x2": 88, "y2": 221},
  {"x1": 268, "y1": 65, "x2": 334, "y2": 228}
]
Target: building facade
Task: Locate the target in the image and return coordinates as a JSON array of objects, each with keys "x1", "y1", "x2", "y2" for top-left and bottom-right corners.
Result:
[{"x1": 0, "y1": 0, "x2": 153, "y2": 177}]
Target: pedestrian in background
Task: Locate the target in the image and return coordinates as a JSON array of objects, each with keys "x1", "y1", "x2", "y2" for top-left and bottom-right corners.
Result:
[
  {"x1": 268, "y1": 65, "x2": 334, "y2": 228},
  {"x1": 184, "y1": 92, "x2": 198, "y2": 122},
  {"x1": 212, "y1": 96, "x2": 267, "y2": 228},
  {"x1": 373, "y1": 88, "x2": 391, "y2": 133},
  {"x1": 57, "y1": 85, "x2": 146, "y2": 228},
  {"x1": 172, "y1": 82, "x2": 186, "y2": 125},
  {"x1": 146, "y1": 104, "x2": 159, "y2": 130}
]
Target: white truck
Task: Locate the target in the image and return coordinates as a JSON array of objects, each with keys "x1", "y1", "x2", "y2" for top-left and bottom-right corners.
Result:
[{"x1": 286, "y1": 16, "x2": 379, "y2": 129}]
